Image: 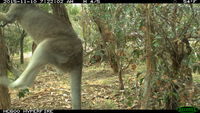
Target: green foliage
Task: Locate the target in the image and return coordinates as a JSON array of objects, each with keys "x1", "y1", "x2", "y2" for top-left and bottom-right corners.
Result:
[
  {"x1": 0, "y1": 4, "x2": 199, "y2": 109},
  {"x1": 68, "y1": 5, "x2": 79, "y2": 16},
  {"x1": 192, "y1": 64, "x2": 200, "y2": 74},
  {"x1": 4, "y1": 26, "x2": 32, "y2": 55},
  {"x1": 17, "y1": 88, "x2": 29, "y2": 99},
  {"x1": 0, "y1": 4, "x2": 10, "y2": 12},
  {"x1": 37, "y1": 4, "x2": 51, "y2": 12},
  {"x1": 66, "y1": 5, "x2": 84, "y2": 40}
]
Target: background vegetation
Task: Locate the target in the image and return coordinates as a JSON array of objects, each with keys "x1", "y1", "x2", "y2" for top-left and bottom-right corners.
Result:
[{"x1": 0, "y1": 4, "x2": 200, "y2": 109}]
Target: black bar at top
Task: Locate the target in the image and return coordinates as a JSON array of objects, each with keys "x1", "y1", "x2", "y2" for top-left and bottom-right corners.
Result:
[
  {"x1": 0, "y1": 0, "x2": 199, "y2": 3},
  {"x1": 73, "y1": 0, "x2": 185, "y2": 3},
  {"x1": 66, "y1": 0, "x2": 198, "y2": 3}
]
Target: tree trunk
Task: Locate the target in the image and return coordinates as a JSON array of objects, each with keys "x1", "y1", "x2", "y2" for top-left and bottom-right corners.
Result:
[
  {"x1": 165, "y1": 41, "x2": 192, "y2": 109},
  {"x1": 165, "y1": 61, "x2": 179, "y2": 109},
  {"x1": 118, "y1": 69, "x2": 124, "y2": 90},
  {"x1": 19, "y1": 30, "x2": 26, "y2": 64},
  {"x1": 141, "y1": 4, "x2": 156, "y2": 109},
  {"x1": 0, "y1": 28, "x2": 11, "y2": 109},
  {"x1": 92, "y1": 13, "x2": 123, "y2": 90},
  {"x1": 81, "y1": 5, "x2": 87, "y2": 53},
  {"x1": 51, "y1": 4, "x2": 72, "y2": 27},
  {"x1": 93, "y1": 17, "x2": 119, "y2": 74},
  {"x1": 51, "y1": 4, "x2": 77, "y2": 39},
  {"x1": 32, "y1": 42, "x2": 37, "y2": 54}
]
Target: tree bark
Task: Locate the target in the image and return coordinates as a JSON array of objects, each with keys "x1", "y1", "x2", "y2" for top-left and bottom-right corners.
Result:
[
  {"x1": 81, "y1": 5, "x2": 87, "y2": 53},
  {"x1": 32, "y1": 42, "x2": 37, "y2": 54},
  {"x1": 92, "y1": 12, "x2": 124, "y2": 90},
  {"x1": 93, "y1": 17, "x2": 119, "y2": 74},
  {"x1": 51, "y1": 4, "x2": 72, "y2": 27},
  {"x1": 118, "y1": 69, "x2": 124, "y2": 90},
  {"x1": 0, "y1": 28, "x2": 11, "y2": 109},
  {"x1": 141, "y1": 4, "x2": 156, "y2": 109},
  {"x1": 51, "y1": 4, "x2": 77, "y2": 38},
  {"x1": 19, "y1": 30, "x2": 26, "y2": 64}
]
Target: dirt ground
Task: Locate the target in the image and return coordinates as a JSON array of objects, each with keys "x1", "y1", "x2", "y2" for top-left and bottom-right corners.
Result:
[
  {"x1": 9, "y1": 55, "x2": 200, "y2": 109},
  {"x1": 10, "y1": 64, "x2": 135, "y2": 109}
]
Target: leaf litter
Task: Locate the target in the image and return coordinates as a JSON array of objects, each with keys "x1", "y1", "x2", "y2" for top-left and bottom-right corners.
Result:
[{"x1": 9, "y1": 64, "x2": 200, "y2": 109}]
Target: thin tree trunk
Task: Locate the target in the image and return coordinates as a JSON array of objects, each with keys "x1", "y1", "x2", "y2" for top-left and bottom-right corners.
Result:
[
  {"x1": 32, "y1": 42, "x2": 37, "y2": 54},
  {"x1": 20, "y1": 36, "x2": 24, "y2": 64},
  {"x1": 92, "y1": 13, "x2": 123, "y2": 90},
  {"x1": 51, "y1": 4, "x2": 72, "y2": 27},
  {"x1": 51, "y1": 4, "x2": 77, "y2": 39},
  {"x1": 141, "y1": 4, "x2": 156, "y2": 109},
  {"x1": 0, "y1": 28, "x2": 11, "y2": 109},
  {"x1": 81, "y1": 5, "x2": 87, "y2": 52},
  {"x1": 118, "y1": 69, "x2": 124, "y2": 90},
  {"x1": 93, "y1": 17, "x2": 119, "y2": 74},
  {"x1": 19, "y1": 30, "x2": 26, "y2": 64}
]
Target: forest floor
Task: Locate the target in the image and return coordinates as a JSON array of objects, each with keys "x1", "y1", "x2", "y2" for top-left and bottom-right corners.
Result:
[{"x1": 9, "y1": 53, "x2": 200, "y2": 109}]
